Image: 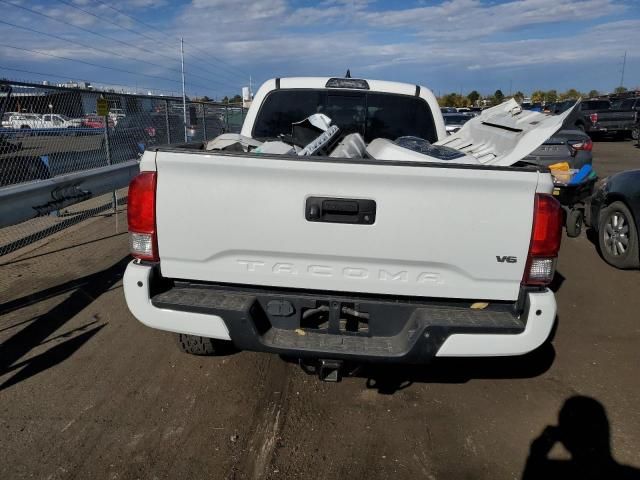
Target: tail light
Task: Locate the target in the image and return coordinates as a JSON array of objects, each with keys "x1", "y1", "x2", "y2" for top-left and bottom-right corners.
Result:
[
  {"x1": 568, "y1": 137, "x2": 593, "y2": 155},
  {"x1": 523, "y1": 194, "x2": 563, "y2": 286},
  {"x1": 128, "y1": 171, "x2": 158, "y2": 261},
  {"x1": 589, "y1": 113, "x2": 598, "y2": 124}
]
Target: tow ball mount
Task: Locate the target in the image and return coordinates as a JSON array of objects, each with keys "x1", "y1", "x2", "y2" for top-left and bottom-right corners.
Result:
[{"x1": 318, "y1": 359, "x2": 343, "y2": 382}]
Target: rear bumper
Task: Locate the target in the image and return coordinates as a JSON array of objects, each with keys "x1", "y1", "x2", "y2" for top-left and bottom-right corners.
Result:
[
  {"x1": 124, "y1": 261, "x2": 557, "y2": 361},
  {"x1": 588, "y1": 123, "x2": 631, "y2": 133}
]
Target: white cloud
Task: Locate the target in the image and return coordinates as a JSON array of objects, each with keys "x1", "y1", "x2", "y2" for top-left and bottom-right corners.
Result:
[
  {"x1": 0, "y1": 0, "x2": 638, "y2": 95},
  {"x1": 188, "y1": 0, "x2": 287, "y2": 20},
  {"x1": 364, "y1": 0, "x2": 625, "y2": 39}
]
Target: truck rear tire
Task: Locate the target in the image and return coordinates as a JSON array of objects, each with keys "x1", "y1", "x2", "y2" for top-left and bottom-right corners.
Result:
[{"x1": 177, "y1": 334, "x2": 233, "y2": 356}]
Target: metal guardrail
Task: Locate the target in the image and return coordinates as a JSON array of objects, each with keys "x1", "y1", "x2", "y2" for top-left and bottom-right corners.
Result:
[{"x1": 0, "y1": 159, "x2": 139, "y2": 229}]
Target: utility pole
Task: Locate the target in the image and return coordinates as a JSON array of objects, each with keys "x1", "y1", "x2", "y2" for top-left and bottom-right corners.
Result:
[
  {"x1": 619, "y1": 50, "x2": 627, "y2": 88},
  {"x1": 249, "y1": 75, "x2": 253, "y2": 98},
  {"x1": 180, "y1": 37, "x2": 187, "y2": 142}
]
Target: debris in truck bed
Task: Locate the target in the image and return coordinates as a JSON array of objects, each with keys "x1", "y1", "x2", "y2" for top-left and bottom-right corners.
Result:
[
  {"x1": 329, "y1": 133, "x2": 366, "y2": 158},
  {"x1": 254, "y1": 141, "x2": 295, "y2": 155},
  {"x1": 205, "y1": 133, "x2": 262, "y2": 152},
  {"x1": 202, "y1": 99, "x2": 578, "y2": 167},
  {"x1": 367, "y1": 136, "x2": 480, "y2": 164}
]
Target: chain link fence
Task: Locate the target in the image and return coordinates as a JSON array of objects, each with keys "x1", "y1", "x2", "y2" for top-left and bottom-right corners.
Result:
[{"x1": 0, "y1": 79, "x2": 246, "y2": 257}]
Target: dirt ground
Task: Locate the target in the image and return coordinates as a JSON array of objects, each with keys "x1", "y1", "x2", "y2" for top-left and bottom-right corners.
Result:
[{"x1": 1, "y1": 139, "x2": 639, "y2": 480}]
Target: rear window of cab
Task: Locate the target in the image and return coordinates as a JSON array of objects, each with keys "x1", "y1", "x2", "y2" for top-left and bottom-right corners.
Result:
[{"x1": 252, "y1": 89, "x2": 438, "y2": 143}]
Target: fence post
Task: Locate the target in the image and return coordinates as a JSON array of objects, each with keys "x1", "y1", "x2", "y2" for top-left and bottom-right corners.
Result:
[
  {"x1": 201, "y1": 104, "x2": 207, "y2": 141},
  {"x1": 103, "y1": 114, "x2": 112, "y2": 166},
  {"x1": 103, "y1": 114, "x2": 117, "y2": 216},
  {"x1": 164, "y1": 99, "x2": 171, "y2": 144},
  {"x1": 225, "y1": 103, "x2": 229, "y2": 132}
]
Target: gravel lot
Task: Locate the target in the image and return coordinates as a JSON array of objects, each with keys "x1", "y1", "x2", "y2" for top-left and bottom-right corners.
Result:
[{"x1": 1, "y1": 139, "x2": 639, "y2": 480}]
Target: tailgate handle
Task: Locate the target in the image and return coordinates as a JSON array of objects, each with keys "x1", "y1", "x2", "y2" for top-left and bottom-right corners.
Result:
[{"x1": 305, "y1": 197, "x2": 376, "y2": 225}]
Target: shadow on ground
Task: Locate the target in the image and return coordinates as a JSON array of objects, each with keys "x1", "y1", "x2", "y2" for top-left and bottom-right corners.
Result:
[
  {"x1": 0, "y1": 256, "x2": 129, "y2": 391},
  {"x1": 285, "y1": 339, "x2": 556, "y2": 394},
  {"x1": 357, "y1": 342, "x2": 556, "y2": 394},
  {"x1": 522, "y1": 395, "x2": 640, "y2": 479},
  {"x1": 0, "y1": 231, "x2": 127, "y2": 268}
]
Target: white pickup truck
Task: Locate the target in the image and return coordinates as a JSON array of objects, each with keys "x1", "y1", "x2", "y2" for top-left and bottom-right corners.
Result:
[
  {"x1": 2, "y1": 113, "x2": 82, "y2": 129},
  {"x1": 124, "y1": 77, "x2": 568, "y2": 378}
]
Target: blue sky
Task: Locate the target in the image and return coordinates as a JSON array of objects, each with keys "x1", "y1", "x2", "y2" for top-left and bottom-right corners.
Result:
[{"x1": 0, "y1": 0, "x2": 639, "y2": 99}]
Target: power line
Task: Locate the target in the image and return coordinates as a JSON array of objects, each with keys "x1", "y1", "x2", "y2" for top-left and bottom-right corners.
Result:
[
  {"x1": 0, "y1": 65, "x2": 180, "y2": 96},
  {"x1": 0, "y1": 0, "x2": 177, "y2": 65},
  {"x1": 185, "y1": 48, "x2": 246, "y2": 85},
  {"x1": 0, "y1": 0, "x2": 242, "y2": 93},
  {"x1": 0, "y1": 19, "x2": 177, "y2": 80},
  {"x1": 56, "y1": 0, "x2": 173, "y2": 50},
  {"x1": 90, "y1": 0, "x2": 252, "y2": 81},
  {"x1": 64, "y1": 0, "x2": 247, "y2": 84},
  {"x1": 0, "y1": 18, "x2": 239, "y2": 91},
  {"x1": 183, "y1": 41, "x2": 251, "y2": 79},
  {"x1": 0, "y1": 43, "x2": 217, "y2": 92}
]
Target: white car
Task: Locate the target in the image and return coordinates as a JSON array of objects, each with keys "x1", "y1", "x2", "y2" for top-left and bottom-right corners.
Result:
[
  {"x1": 3, "y1": 113, "x2": 81, "y2": 129},
  {"x1": 443, "y1": 113, "x2": 472, "y2": 134},
  {"x1": 123, "y1": 76, "x2": 570, "y2": 379},
  {"x1": 109, "y1": 109, "x2": 126, "y2": 125},
  {"x1": 3, "y1": 113, "x2": 43, "y2": 129},
  {"x1": 41, "y1": 114, "x2": 83, "y2": 128}
]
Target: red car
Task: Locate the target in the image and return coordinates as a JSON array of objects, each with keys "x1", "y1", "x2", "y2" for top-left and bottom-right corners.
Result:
[{"x1": 82, "y1": 115, "x2": 114, "y2": 129}]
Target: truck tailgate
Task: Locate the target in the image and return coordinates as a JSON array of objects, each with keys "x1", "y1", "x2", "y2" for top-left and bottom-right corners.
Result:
[{"x1": 155, "y1": 152, "x2": 546, "y2": 301}]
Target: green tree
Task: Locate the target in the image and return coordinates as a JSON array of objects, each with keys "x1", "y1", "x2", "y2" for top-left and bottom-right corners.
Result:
[
  {"x1": 588, "y1": 89, "x2": 600, "y2": 98},
  {"x1": 545, "y1": 90, "x2": 558, "y2": 103},
  {"x1": 614, "y1": 86, "x2": 628, "y2": 94},
  {"x1": 494, "y1": 89, "x2": 504, "y2": 103},
  {"x1": 531, "y1": 90, "x2": 546, "y2": 103},
  {"x1": 513, "y1": 91, "x2": 525, "y2": 102},
  {"x1": 439, "y1": 93, "x2": 465, "y2": 108},
  {"x1": 467, "y1": 90, "x2": 480, "y2": 106},
  {"x1": 559, "y1": 88, "x2": 581, "y2": 100}
]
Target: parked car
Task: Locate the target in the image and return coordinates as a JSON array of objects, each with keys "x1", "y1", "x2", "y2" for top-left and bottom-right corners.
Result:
[
  {"x1": 522, "y1": 102, "x2": 542, "y2": 111},
  {"x1": 442, "y1": 113, "x2": 472, "y2": 134},
  {"x1": 2, "y1": 113, "x2": 83, "y2": 130},
  {"x1": 575, "y1": 99, "x2": 610, "y2": 133},
  {"x1": 523, "y1": 129, "x2": 592, "y2": 169},
  {"x1": 588, "y1": 170, "x2": 640, "y2": 269},
  {"x1": 440, "y1": 107, "x2": 457, "y2": 114},
  {"x1": 588, "y1": 97, "x2": 638, "y2": 138},
  {"x1": 2, "y1": 112, "x2": 16, "y2": 127},
  {"x1": 82, "y1": 115, "x2": 114, "y2": 129},
  {"x1": 546, "y1": 99, "x2": 628, "y2": 135},
  {"x1": 41, "y1": 114, "x2": 83, "y2": 128},
  {"x1": 3, "y1": 113, "x2": 43, "y2": 129},
  {"x1": 108, "y1": 108, "x2": 126, "y2": 125},
  {"x1": 611, "y1": 97, "x2": 640, "y2": 113}
]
